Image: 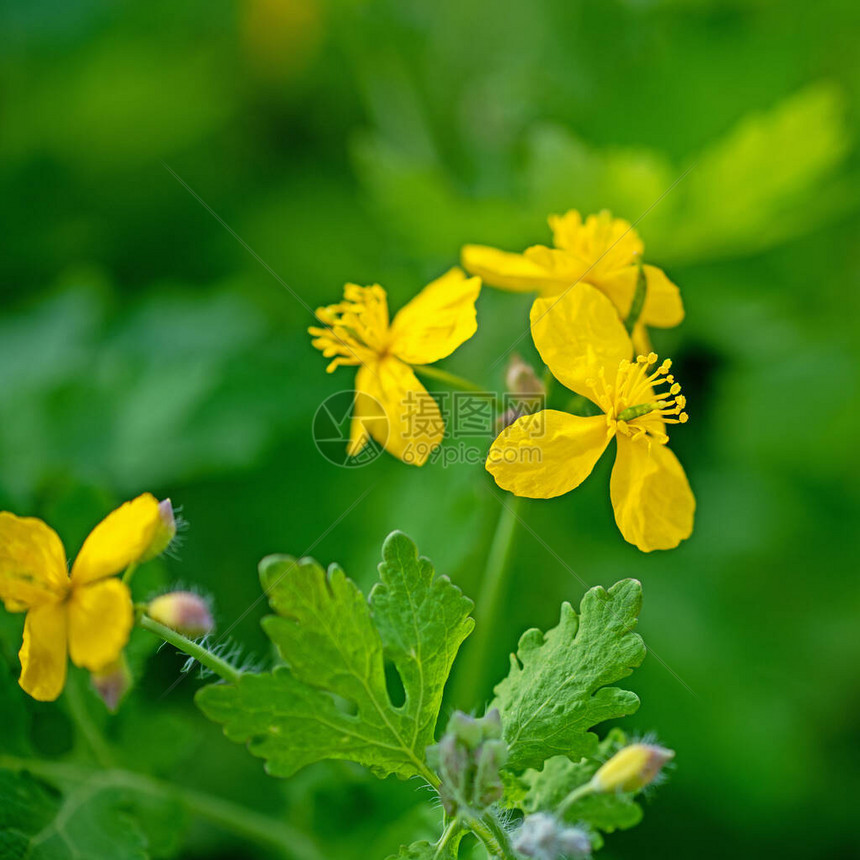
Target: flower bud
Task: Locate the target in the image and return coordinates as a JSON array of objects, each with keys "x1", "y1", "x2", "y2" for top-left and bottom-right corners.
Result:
[
  {"x1": 141, "y1": 498, "x2": 177, "y2": 562},
  {"x1": 498, "y1": 355, "x2": 546, "y2": 430},
  {"x1": 513, "y1": 813, "x2": 591, "y2": 859},
  {"x1": 426, "y1": 709, "x2": 508, "y2": 815},
  {"x1": 591, "y1": 742, "x2": 674, "y2": 794},
  {"x1": 91, "y1": 655, "x2": 132, "y2": 712},
  {"x1": 505, "y1": 354, "x2": 545, "y2": 397},
  {"x1": 147, "y1": 591, "x2": 214, "y2": 638}
]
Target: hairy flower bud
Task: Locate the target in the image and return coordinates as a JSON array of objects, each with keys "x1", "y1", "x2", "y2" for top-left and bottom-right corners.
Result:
[
  {"x1": 426, "y1": 709, "x2": 508, "y2": 816},
  {"x1": 591, "y1": 742, "x2": 674, "y2": 794},
  {"x1": 141, "y1": 498, "x2": 177, "y2": 562},
  {"x1": 147, "y1": 591, "x2": 214, "y2": 638},
  {"x1": 505, "y1": 354, "x2": 546, "y2": 397},
  {"x1": 91, "y1": 655, "x2": 132, "y2": 712},
  {"x1": 513, "y1": 813, "x2": 591, "y2": 859}
]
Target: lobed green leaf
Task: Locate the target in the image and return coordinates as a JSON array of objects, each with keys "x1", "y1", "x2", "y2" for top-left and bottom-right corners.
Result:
[
  {"x1": 492, "y1": 579, "x2": 645, "y2": 772},
  {"x1": 196, "y1": 531, "x2": 474, "y2": 782}
]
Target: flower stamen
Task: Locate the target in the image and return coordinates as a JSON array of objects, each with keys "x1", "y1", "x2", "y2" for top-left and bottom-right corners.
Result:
[
  {"x1": 308, "y1": 285, "x2": 389, "y2": 372},
  {"x1": 614, "y1": 353, "x2": 689, "y2": 435}
]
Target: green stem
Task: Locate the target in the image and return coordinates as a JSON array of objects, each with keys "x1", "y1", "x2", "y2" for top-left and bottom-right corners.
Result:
[
  {"x1": 434, "y1": 819, "x2": 463, "y2": 858},
  {"x1": 0, "y1": 755, "x2": 322, "y2": 860},
  {"x1": 138, "y1": 615, "x2": 242, "y2": 685},
  {"x1": 121, "y1": 562, "x2": 138, "y2": 585},
  {"x1": 465, "y1": 812, "x2": 516, "y2": 859},
  {"x1": 413, "y1": 364, "x2": 486, "y2": 393},
  {"x1": 556, "y1": 780, "x2": 596, "y2": 818},
  {"x1": 451, "y1": 497, "x2": 521, "y2": 710},
  {"x1": 624, "y1": 263, "x2": 648, "y2": 335},
  {"x1": 64, "y1": 678, "x2": 115, "y2": 768}
]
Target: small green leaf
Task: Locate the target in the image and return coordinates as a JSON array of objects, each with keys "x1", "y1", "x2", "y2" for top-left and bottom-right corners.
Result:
[
  {"x1": 521, "y1": 730, "x2": 643, "y2": 850},
  {"x1": 196, "y1": 531, "x2": 474, "y2": 782},
  {"x1": 492, "y1": 579, "x2": 645, "y2": 772}
]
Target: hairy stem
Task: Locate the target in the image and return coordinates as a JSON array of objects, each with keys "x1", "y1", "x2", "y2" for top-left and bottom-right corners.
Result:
[
  {"x1": 138, "y1": 615, "x2": 242, "y2": 684},
  {"x1": 451, "y1": 496, "x2": 521, "y2": 710},
  {"x1": 556, "y1": 780, "x2": 596, "y2": 817},
  {"x1": 466, "y1": 812, "x2": 516, "y2": 859},
  {"x1": 434, "y1": 818, "x2": 463, "y2": 857}
]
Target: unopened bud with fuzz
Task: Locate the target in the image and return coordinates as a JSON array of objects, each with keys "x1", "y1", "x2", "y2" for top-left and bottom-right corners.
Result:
[
  {"x1": 591, "y1": 742, "x2": 674, "y2": 793},
  {"x1": 147, "y1": 591, "x2": 214, "y2": 638},
  {"x1": 141, "y1": 498, "x2": 177, "y2": 562},
  {"x1": 426, "y1": 709, "x2": 508, "y2": 815}
]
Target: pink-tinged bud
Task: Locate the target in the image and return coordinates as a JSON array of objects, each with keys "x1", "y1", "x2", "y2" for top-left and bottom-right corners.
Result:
[
  {"x1": 505, "y1": 354, "x2": 545, "y2": 397},
  {"x1": 91, "y1": 656, "x2": 132, "y2": 712},
  {"x1": 591, "y1": 743, "x2": 674, "y2": 793},
  {"x1": 147, "y1": 591, "x2": 214, "y2": 638},
  {"x1": 141, "y1": 498, "x2": 177, "y2": 562}
]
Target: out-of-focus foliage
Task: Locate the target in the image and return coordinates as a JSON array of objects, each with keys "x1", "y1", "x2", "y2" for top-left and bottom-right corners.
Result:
[{"x1": 1, "y1": 0, "x2": 858, "y2": 857}]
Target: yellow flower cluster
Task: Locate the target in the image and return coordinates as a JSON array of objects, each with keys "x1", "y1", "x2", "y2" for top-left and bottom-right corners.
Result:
[
  {"x1": 311, "y1": 209, "x2": 694, "y2": 552},
  {"x1": 310, "y1": 210, "x2": 695, "y2": 552}
]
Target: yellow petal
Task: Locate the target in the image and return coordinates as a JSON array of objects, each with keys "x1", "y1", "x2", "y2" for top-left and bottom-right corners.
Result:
[
  {"x1": 18, "y1": 601, "x2": 68, "y2": 701},
  {"x1": 522, "y1": 246, "x2": 593, "y2": 292},
  {"x1": 71, "y1": 494, "x2": 161, "y2": 585},
  {"x1": 347, "y1": 366, "x2": 390, "y2": 457},
  {"x1": 592, "y1": 264, "x2": 683, "y2": 330},
  {"x1": 0, "y1": 513, "x2": 68, "y2": 612},
  {"x1": 641, "y1": 264, "x2": 684, "y2": 328},
  {"x1": 530, "y1": 283, "x2": 632, "y2": 398},
  {"x1": 631, "y1": 322, "x2": 652, "y2": 357},
  {"x1": 389, "y1": 267, "x2": 481, "y2": 364},
  {"x1": 610, "y1": 435, "x2": 695, "y2": 552},
  {"x1": 67, "y1": 578, "x2": 134, "y2": 671},
  {"x1": 461, "y1": 244, "x2": 565, "y2": 294},
  {"x1": 548, "y1": 210, "x2": 643, "y2": 273},
  {"x1": 487, "y1": 411, "x2": 611, "y2": 498},
  {"x1": 358, "y1": 358, "x2": 443, "y2": 466},
  {"x1": 587, "y1": 265, "x2": 638, "y2": 319}
]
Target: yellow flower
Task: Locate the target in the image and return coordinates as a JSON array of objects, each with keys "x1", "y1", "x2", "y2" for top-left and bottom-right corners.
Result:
[
  {"x1": 462, "y1": 210, "x2": 683, "y2": 344},
  {"x1": 486, "y1": 283, "x2": 695, "y2": 552},
  {"x1": 309, "y1": 267, "x2": 481, "y2": 466},
  {"x1": 0, "y1": 494, "x2": 164, "y2": 701}
]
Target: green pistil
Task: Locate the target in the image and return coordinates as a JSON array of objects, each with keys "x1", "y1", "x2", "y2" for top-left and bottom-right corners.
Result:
[{"x1": 617, "y1": 402, "x2": 657, "y2": 422}]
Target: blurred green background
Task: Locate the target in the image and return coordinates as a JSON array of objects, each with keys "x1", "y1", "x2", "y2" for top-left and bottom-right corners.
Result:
[{"x1": 1, "y1": 0, "x2": 858, "y2": 857}]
